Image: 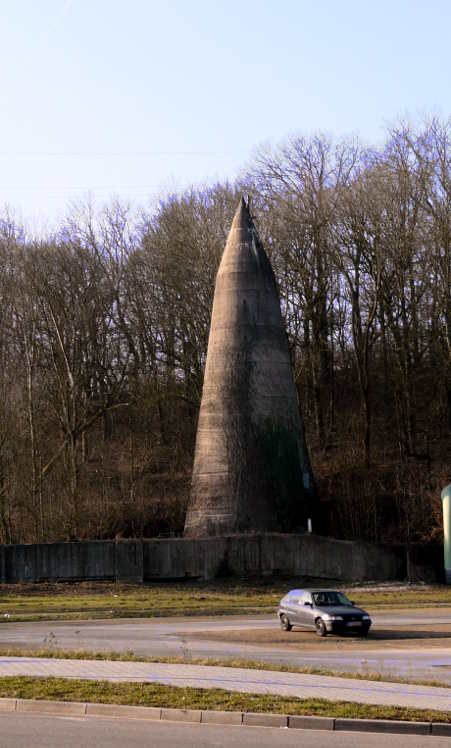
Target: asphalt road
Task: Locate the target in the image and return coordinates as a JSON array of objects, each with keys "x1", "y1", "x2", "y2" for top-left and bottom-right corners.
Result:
[
  {"x1": 1, "y1": 714, "x2": 450, "y2": 748},
  {"x1": 1, "y1": 611, "x2": 451, "y2": 683}
]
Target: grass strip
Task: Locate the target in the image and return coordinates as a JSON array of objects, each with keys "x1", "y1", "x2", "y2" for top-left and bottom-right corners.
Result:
[
  {"x1": 0, "y1": 676, "x2": 449, "y2": 723},
  {"x1": 1, "y1": 581, "x2": 451, "y2": 622},
  {"x1": 0, "y1": 648, "x2": 450, "y2": 691},
  {"x1": 0, "y1": 609, "x2": 276, "y2": 623}
]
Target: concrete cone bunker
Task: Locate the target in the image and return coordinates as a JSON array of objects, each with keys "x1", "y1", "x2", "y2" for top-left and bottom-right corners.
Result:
[{"x1": 184, "y1": 198, "x2": 315, "y2": 537}]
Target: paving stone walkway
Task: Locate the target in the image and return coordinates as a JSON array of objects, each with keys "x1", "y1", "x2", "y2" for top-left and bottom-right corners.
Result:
[{"x1": 0, "y1": 657, "x2": 450, "y2": 712}]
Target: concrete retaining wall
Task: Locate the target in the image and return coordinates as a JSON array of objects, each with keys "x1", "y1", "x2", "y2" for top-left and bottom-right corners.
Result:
[
  {"x1": 0, "y1": 534, "x2": 439, "y2": 584},
  {"x1": 0, "y1": 541, "x2": 116, "y2": 583}
]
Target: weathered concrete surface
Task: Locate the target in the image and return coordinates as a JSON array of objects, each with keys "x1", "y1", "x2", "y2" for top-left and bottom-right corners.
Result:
[
  {"x1": 185, "y1": 198, "x2": 315, "y2": 537},
  {"x1": 147, "y1": 533, "x2": 407, "y2": 581},
  {"x1": 0, "y1": 534, "x2": 416, "y2": 583},
  {"x1": 115, "y1": 540, "x2": 143, "y2": 583},
  {"x1": 0, "y1": 541, "x2": 115, "y2": 583},
  {"x1": 142, "y1": 536, "x2": 227, "y2": 580}
]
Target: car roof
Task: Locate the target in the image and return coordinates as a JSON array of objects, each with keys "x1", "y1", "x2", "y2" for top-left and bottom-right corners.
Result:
[{"x1": 285, "y1": 589, "x2": 342, "y2": 595}]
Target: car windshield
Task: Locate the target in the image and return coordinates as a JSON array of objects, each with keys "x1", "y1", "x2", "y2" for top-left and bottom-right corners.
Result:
[{"x1": 312, "y1": 591, "x2": 352, "y2": 607}]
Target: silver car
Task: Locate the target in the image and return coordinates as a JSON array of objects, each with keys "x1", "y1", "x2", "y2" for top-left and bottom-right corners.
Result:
[{"x1": 278, "y1": 588, "x2": 371, "y2": 637}]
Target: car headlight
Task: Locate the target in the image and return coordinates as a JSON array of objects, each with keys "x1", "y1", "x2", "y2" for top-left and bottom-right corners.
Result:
[
  {"x1": 362, "y1": 615, "x2": 370, "y2": 620},
  {"x1": 322, "y1": 614, "x2": 343, "y2": 621}
]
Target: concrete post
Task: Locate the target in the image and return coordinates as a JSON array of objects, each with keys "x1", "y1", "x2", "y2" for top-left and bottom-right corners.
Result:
[{"x1": 442, "y1": 485, "x2": 451, "y2": 584}]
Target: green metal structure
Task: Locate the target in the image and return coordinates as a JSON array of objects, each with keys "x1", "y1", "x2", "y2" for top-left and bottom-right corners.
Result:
[{"x1": 442, "y1": 484, "x2": 451, "y2": 584}]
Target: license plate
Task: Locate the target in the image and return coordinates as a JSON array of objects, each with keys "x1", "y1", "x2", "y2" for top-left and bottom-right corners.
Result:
[{"x1": 347, "y1": 621, "x2": 362, "y2": 627}]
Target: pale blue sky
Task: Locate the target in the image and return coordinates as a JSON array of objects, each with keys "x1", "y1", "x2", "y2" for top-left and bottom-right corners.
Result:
[{"x1": 1, "y1": 0, "x2": 449, "y2": 228}]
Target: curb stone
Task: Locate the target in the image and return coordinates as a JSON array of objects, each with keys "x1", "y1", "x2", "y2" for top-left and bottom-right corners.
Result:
[
  {"x1": 16, "y1": 699, "x2": 86, "y2": 716},
  {"x1": 161, "y1": 707, "x2": 201, "y2": 723},
  {"x1": 86, "y1": 703, "x2": 161, "y2": 720},
  {"x1": 0, "y1": 698, "x2": 449, "y2": 735},
  {"x1": 288, "y1": 715, "x2": 335, "y2": 730},
  {"x1": 334, "y1": 718, "x2": 431, "y2": 735},
  {"x1": 243, "y1": 712, "x2": 288, "y2": 728},
  {"x1": 201, "y1": 710, "x2": 243, "y2": 725},
  {"x1": 0, "y1": 699, "x2": 16, "y2": 712},
  {"x1": 431, "y1": 723, "x2": 451, "y2": 736}
]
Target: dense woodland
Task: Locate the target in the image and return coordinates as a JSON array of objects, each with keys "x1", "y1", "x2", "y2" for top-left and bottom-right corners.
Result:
[{"x1": 0, "y1": 118, "x2": 449, "y2": 546}]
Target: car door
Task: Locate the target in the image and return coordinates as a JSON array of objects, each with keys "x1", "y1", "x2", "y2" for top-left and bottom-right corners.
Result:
[
  {"x1": 286, "y1": 593, "x2": 301, "y2": 624},
  {"x1": 296, "y1": 591, "x2": 314, "y2": 628}
]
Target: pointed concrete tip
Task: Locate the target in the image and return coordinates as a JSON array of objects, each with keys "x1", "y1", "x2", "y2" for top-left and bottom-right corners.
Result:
[
  {"x1": 237, "y1": 195, "x2": 248, "y2": 216},
  {"x1": 231, "y1": 195, "x2": 253, "y2": 232}
]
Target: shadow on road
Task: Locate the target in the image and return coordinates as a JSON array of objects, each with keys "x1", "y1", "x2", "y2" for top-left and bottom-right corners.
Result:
[{"x1": 364, "y1": 628, "x2": 451, "y2": 641}]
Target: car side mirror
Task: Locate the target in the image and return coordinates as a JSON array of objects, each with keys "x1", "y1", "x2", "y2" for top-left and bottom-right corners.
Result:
[{"x1": 350, "y1": 600, "x2": 355, "y2": 606}]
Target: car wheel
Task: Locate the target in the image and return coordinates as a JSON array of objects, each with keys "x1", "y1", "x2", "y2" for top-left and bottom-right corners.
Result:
[
  {"x1": 315, "y1": 618, "x2": 327, "y2": 637},
  {"x1": 280, "y1": 614, "x2": 292, "y2": 631}
]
